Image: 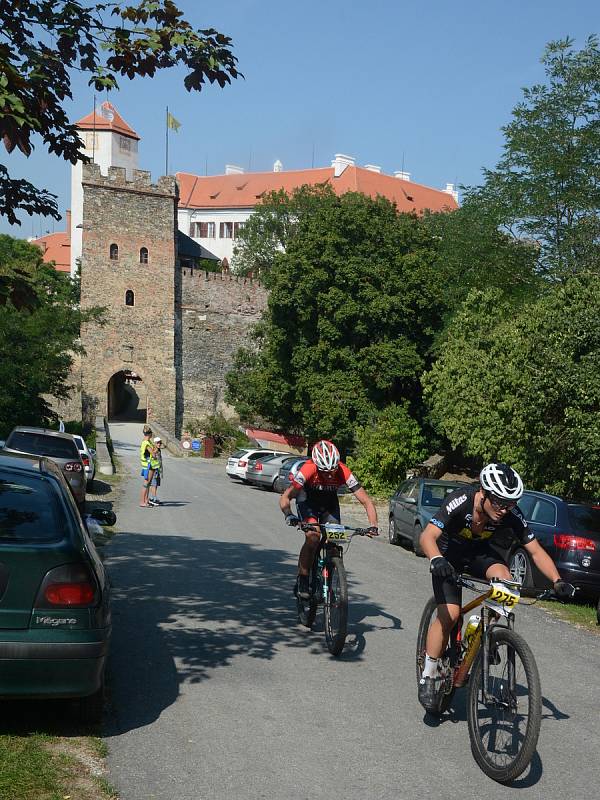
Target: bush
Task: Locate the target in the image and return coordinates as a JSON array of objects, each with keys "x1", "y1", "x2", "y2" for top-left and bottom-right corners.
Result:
[
  {"x1": 185, "y1": 414, "x2": 251, "y2": 456},
  {"x1": 347, "y1": 404, "x2": 427, "y2": 497}
]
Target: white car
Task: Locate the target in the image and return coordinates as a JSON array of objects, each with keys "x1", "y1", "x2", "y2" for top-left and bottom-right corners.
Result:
[
  {"x1": 226, "y1": 448, "x2": 290, "y2": 482},
  {"x1": 72, "y1": 434, "x2": 96, "y2": 487}
]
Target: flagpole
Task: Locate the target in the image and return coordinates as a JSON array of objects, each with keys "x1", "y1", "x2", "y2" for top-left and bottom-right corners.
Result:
[
  {"x1": 165, "y1": 106, "x2": 169, "y2": 175},
  {"x1": 92, "y1": 94, "x2": 96, "y2": 164}
]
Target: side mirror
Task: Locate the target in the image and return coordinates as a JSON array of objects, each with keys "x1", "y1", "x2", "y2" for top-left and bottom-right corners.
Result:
[
  {"x1": 404, "y1": 496, "x2": 417, "y2": 505},
  {"x1": 89, "y1": 509, "x2": 116, "y2": 526},
  {"x1": 89, "y1": 448, "x2": 96, "y2": 458}
]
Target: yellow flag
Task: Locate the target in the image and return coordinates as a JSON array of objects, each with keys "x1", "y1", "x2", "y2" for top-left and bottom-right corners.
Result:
[{"x1": 167, "y1": 111, "x2": 181, "y2": 132}]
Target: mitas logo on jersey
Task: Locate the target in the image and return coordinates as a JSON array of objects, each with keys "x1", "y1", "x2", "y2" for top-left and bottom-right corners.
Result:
[{"x1": 446, "y1": 494, "x2": 467, "y2": 512}]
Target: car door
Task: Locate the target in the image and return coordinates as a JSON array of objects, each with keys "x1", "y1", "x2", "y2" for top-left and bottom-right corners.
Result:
[{"x1": 394, "y1": 479, "x2": 419, "y2": 538}]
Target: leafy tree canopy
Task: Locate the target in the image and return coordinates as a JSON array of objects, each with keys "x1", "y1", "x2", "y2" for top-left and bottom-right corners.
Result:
[
  {"x1": 0, "y1": 234, "x2": 103, "y2": 435},
  {"x1": 423, "y1": 275, "x2": 600, "y2": 499},
  {"x1": 0, "y1": 0, "x2": 239, "y2": 224},
  {"x1": 468, "y1": 36, "x2": 600, "y2": 279},
  {"x1": 226, "y1": 186, "x2": 444, "y2": 452}
]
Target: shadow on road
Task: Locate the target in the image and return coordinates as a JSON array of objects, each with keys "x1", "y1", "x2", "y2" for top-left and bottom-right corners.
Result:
[{"x1": 104, "y1": 531, "x2": 401, "y2": 735}]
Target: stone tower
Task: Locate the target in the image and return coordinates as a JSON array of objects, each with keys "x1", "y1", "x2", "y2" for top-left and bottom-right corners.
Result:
[
  {"x1": 79, "y1": 163, "x2": 180, "y2": 433},
  {"x1": 70, "y1": 102, "x2": 140, "y2": 277}
]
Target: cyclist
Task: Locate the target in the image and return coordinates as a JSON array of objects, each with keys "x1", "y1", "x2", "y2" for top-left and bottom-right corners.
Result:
[
  {"x1": 418, "y1": 462, "x2": 575, "y2": 712},
  {"x1": 279, "y1": 439, "x2": 379, "y2": 599}
]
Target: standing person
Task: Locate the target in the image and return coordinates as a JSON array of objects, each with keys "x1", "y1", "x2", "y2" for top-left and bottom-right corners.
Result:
[
  {"x1": 139, "y1": 426, "x2": 155, "y2": 508},
  {"x1": 149, "y1": 437, "x2": 163, "y2": 506},
  {"x1": 279, "y1": 439, "x2": 379, "y2": 599}
]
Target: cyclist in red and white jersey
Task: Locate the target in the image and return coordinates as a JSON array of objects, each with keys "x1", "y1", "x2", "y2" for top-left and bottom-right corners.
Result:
[{"x1": 280, "y1": 440, "x2": 378, "y2": 599}]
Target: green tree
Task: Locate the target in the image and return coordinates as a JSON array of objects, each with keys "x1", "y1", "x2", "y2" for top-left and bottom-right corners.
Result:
[
  {"x1": 0, "y1": 235, "x2": 102, "y2": 435},
  {"x1": 347, "y1": 404, "x2": 427, "y2": 496},
  {"x1": 226, "y1": 187, "x2": 445, "y2": 452},
  {"x1": 423, "y1": 276, "x2": 600, "y2": 499},
  {"x1": 0, "y1": 1, "x2": 239, "y2": 225},
  {"x1": 472, "y1": 36, "x2": 600, "y2": 279}
]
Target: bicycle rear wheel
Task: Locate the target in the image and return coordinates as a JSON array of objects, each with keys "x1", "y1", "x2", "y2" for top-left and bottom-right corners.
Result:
[
  {"x1": 467, "y1": 627, "x2": 541, "y2": 784},
  {"x1": 324, "y1": 556, "x2": 348, "y2": 656},
  {"x1": 416, "y1": 596, "x2": 458, "y2": 714}
]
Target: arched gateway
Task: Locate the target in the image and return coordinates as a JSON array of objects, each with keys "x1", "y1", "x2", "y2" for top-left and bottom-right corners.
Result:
[{"x1": 107, "y1": 370, "x2": 147, "y2": 422}]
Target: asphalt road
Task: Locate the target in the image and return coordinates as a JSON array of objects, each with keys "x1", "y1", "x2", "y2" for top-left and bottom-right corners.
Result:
[{"x1": 105, "y1": 422, "x2": 600, "y2": 800}]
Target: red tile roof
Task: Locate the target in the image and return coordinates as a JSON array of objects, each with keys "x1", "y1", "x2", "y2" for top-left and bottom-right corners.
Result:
[
  {"x1": 245, "y1": 428, "x2": 307, "y2": 449},
  {"x1": 31, "y1": 232, "x2": 71, "y2": 272},
  {"x1": 176, "y1": 165, "x2": 457, "y2": 214},
  {"x1": 75, "y1": 101, "x2": 140, "y2": 140}
]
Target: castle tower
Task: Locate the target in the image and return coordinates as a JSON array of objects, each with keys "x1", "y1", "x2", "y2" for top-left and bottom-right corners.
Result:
[
  {"x1": 70, "y1": 102, "x2": 140, "y2": 277},
  {"x1": 79, "y1": 164, "x2": 179, "y2": 434}
]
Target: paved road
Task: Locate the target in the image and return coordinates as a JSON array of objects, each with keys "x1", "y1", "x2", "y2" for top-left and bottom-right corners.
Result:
[{"x1": 105, "y1": 422, "x2": 600, "y2": 799}]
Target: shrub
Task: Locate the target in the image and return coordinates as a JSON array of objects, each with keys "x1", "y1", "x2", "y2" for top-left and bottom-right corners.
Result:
[{"x1": 185, "y1": 414, "x2": 251, "y2": 455}]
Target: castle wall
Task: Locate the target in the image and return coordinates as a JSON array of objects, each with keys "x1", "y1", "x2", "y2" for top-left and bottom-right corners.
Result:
[
  {"x1": 180, "y1": 269, "x2": 268, "y2": 422},
  {"x1": 79, "y1": 164, "x2": 179, "y2": 432}
]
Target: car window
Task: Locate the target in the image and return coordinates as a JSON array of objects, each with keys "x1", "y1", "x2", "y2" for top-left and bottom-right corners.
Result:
[
  {"x1": 422, "y1": 483, "x2": 463, "y2": 507},
  {"x1": 256, "y1": 454, "x2": 278, "y2": 463},
  {"x1": 518, "y1": 494, "x2": 536, "y2": 520},
  {"x1": 0, "y1": 472, "x2": 66, "y2": 542},
  {"x1": 73, "y1": 435, "x2": 85, "y2": 449},
  {"x1": 282, "y1": 456, "x2": 299, "y2": 469},
  {"x1": 530, "y1": 499, "x2": 556, "y2": 526},
  {"x1": 231, "y1": 449, "x2": 250, "y2": 458},
  {"x1": 403, "y1": 480, "x2": 418, "y2": 501},
  {"x1": 6, "y1": 432, "x2": 79, "y2": 460},
  {"x1": 394, "y1": 480, "x2": 409, "y2": 497},
  {"x1": 568, "y1": 504, "x2": 600, "y2": 534}
]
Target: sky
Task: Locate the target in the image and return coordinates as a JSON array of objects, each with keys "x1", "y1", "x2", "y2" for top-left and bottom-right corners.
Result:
[{"x1": 1, "y1": 0, "x2": 597, "y2": 237}]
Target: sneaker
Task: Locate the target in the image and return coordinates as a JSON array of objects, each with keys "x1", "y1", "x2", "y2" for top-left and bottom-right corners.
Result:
[
  {"x1": 148, "y1": 499, "x2": 158, "y2": 507},
  {"x1": 296, "y1": 575, "x2": 310, "y2": 600},
  {"x1": 418, "y1": 676, "x2": 442, "y2": 713}
]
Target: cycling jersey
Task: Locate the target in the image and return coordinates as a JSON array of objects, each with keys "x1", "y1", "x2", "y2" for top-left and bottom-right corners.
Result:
[
  {"x1": 291, "y1": 460, "x2": 360, "y2": 496},
  {"x1": 430, "y1": 484, "x2": 534, "y2": 554}
]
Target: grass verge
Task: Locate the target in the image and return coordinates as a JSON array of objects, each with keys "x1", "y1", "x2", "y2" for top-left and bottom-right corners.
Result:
[{"x1": 538, "y1": 598, "x2": 599, "y2": 632}]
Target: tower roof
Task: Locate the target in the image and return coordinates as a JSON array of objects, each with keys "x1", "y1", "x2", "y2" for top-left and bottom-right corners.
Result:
[{"x1": 75, "y1": 101, "x2": 140, "y2": 140}]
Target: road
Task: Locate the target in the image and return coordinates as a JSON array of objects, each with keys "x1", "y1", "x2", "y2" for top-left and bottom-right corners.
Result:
[{"x1": 104, "y1": 422, "x2": 600, "y2": 799}]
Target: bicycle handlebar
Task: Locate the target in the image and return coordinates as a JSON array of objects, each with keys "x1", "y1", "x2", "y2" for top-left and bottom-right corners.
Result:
[{"x1": 298, "y1": 521, "x2": 373, "y2": 537}]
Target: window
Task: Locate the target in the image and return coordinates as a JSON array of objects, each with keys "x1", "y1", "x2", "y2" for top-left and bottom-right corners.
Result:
[
  {"x1": 139, "y1": 247, "x2": 149, "y2": 264},
  {"x1": 109, "y1": 243, "x2": 119, "y2": 260},
  {"x1": 233, "y1": 221, "x2": 245, "y2": 238},
  {"x1": 125, "y1": 290, "x2": 135, "y2": 307},
  {"x1": 191, "y1": 221, "x2": 216, "y2": 238},
  {"x1": 219, "y1": 221, "x2": 233, "y2": 239},
  {"x1": 531, "y1": 499, "x2": 556, "y2": 526},
  {"x1": 84, "y1": 132, "x2": 99, "y2": 151},
  {"x1": 0, "y1": 470, "x2": 65, "y2": 542},
  {"x1": 5, "y1": 432, "x2": 79, "y2": 460}
]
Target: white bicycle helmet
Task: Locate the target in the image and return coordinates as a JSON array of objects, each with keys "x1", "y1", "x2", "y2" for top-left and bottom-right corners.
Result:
[
  {"x1": 311, "y1": 440, "x2": 340, "y2": 471},
  {"x1": 479, "y1": 462, "x2": 523, "y2": 501}
]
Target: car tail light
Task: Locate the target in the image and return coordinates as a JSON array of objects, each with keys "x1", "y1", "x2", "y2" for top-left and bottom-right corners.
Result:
[
  {"x1": 35, "y1": 564, "x2": 99, "y2": 608},
  {"x1": 81, "y1": 455, "x2": 90, "y2": 467},
  {"x1": 64, "y1": 461, "x2": 83, "y2": 472},
  {"x1": 238, "y1": 460, "x2": 247, "y2": 467},
  {"x1": 255, "y1": 463, "x2": 263, "y2": 471},
  {"x1": 554, "y1": 534, "x2": 596, "y2": 551}
]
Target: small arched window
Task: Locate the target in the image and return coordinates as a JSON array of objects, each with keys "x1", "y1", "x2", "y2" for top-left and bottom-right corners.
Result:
[
  {"x1": 125, "y1": 290, "x2": 135, "y2": 307},
  {"x1": 109, "y1": 243, "x2": 119, "y2": 260},
  {"x1": 140, "y1": 247, "x2": 149, "y2": 264}
]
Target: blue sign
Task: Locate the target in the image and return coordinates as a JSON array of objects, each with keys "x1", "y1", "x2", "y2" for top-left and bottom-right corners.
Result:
[{"x1": 191, "y1": 439, "x2": 201, "y2": 451}]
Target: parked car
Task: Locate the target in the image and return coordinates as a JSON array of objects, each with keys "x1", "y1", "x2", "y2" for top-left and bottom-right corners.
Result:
[
  {"x1": 228, "y1": 448, "x2": 290, "y2": 482},
  {"x1": 72, "y1": 434, "x2": 96, "y2": 487},
  {"x1": 4, "y1": 427, "x2": 86, "y2": 507},
  {"x1": 226, "y1": 448, "x2": 254, "y2": 480},
  {"x1": 0, "y1": 450, "x2": 112, "y2": 722},
  {"x1": 274, "y1": 456, "x2": 310, "y2": 494},
  {"x1": 388, "y1": 478, "x2": 470, "y2": 555},
  {"x1": 488, "y1": 490, "x2": 600, "y2": 600},
  {"x1": 246, "y1": 453, "x2": 301, "y2": 491}
]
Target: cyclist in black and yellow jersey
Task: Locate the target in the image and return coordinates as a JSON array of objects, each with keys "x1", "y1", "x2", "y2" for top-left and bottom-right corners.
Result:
[{"x1": 417, "y1": 462, "x2": 575, "y2": 712}]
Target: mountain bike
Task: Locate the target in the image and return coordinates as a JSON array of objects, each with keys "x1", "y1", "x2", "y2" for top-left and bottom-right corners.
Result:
[
  {"x1": 295, "y1": 522, "x2": 371, "y2": 656},
  {"x1": 416, "y1": 575, "x2": 570, "y2": 784}
]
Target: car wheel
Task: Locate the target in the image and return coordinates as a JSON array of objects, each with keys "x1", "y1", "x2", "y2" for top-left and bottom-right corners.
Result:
[
  {"x1": 273, "y1": 478, "x2": 283, "y2": 493},
  {"x1": 413, "y1": 524, "x2": 425, "y2": 557},
  {"x1": 388, "y1": 516, "x2": 399, "y2": 545},
  {"x1": 509, "y1": 548, "x2": 533, "y2": 588}
]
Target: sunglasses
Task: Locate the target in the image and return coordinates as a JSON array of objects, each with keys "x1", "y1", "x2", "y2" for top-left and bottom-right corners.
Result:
[{"x1": 487, "y1": 494, "x2": 516, "y2": 511}]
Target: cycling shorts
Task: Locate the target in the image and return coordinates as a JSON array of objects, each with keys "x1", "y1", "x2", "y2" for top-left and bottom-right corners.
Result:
[
  {"x1": 297, "y1": 492, "x2": 341, "y2": 526},
  {"x1": 432, "y1": 542, "x2": 508, "y2": 606}
]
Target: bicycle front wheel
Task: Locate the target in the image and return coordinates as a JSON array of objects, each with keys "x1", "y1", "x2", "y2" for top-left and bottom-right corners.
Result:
[
  {"x1": 324, "y1": 556, "x2": 348, "y2": 656},
  {"x1": 467, "y1": 627, "x2": 542, "y2": 784}
]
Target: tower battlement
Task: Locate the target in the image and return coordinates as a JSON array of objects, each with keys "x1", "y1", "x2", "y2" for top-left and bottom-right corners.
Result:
[{"x1": 82, "y1": 163, "x2": 177, "y2": 197}]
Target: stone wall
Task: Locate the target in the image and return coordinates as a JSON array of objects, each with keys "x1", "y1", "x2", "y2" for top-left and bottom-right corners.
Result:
[
  {"x1": 79, "y1": 165, "x2": 179, "y2": 432},
  {"x1": 180, "y1": 269, "x2": 268, "y2": 423}
]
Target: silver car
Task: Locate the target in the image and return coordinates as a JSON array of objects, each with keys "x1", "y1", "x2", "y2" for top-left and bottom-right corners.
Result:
[
  {"x1": 246, "y1": 453, "x2": 300, "y2": 491},
  {"x1": 73, "y1": 434, "x2": 96, "y2": 487},
  {"x1": 4, "y1": 427, "x2": 86, "y2": 507}
]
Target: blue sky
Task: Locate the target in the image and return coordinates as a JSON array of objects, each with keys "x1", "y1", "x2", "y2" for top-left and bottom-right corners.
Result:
[{"x1": 1, "y1": 0, "x2": 597, "y2": 237}]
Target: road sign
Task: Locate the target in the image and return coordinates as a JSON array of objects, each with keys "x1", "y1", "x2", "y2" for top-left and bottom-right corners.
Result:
[
  {"x1": 182, "y1": 440, "x2": 191, "y2": 450},
  {"x1": 191, "y1": 439, "x2": 201, "y2": 451}
]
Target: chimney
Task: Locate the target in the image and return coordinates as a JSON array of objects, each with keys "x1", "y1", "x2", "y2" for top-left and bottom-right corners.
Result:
[
  {"x1": 66, "y1": 209, "x2": 71, "y2": 235},
  {"x1": 273, "y1": 159, "x2": 283, "y2": 172},
  {"x1": 364, "y1": 164, "x2": 382, "y2": 173},
  {"x1": 225, "y1": 164, "x2": 244, "y2": 175},
  {"x1": 331, "y1": 153, "x2": 355, "y2": 178},
  {"x1": 394, "y1": 170, "x2": 411, "y2": 182},
  {"x1": 443, "y1": 182, "x2": 459, "y2": 203}
]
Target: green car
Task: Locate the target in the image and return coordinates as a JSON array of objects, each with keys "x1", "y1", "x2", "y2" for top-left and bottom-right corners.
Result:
[{"x1": 0, "y1": 451, "x2": 112, "y2": 722}]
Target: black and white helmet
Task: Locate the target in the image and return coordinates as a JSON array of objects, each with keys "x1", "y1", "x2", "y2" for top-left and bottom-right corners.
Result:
[{"x1": 480, "y1": 463, "x2": 523, "y2": 501}]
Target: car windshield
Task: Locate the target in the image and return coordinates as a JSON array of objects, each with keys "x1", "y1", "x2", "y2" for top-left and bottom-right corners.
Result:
[
  {"x1": 231, "y1": 449, "x2": 250, "y2": 459},
  {"x1": 6, "y1": 432, "x2": 79, "y2": 460},
  {"x1": 0, "y1": 472, "x2": 66, "y2": 542},
  {"x1": 567, "y1": 504, "x2": 600, "y2": 534},
  {"x1": 422, "y1": 483, "x2": 464, "y2": 507},
  {"x1": 73, "y1": 436, "x2": 85, "y2": 450},
  {"x1": 255, "y1": 454, "x2": 278, "y2": 464}
]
